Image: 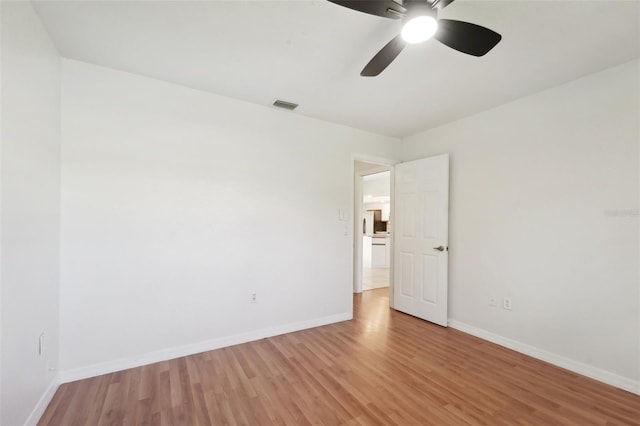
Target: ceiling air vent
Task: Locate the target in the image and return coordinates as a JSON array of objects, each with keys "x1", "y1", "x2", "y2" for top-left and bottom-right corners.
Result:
[{"x1": 272, "y1": 99, "x2": 299, "y2": 111}]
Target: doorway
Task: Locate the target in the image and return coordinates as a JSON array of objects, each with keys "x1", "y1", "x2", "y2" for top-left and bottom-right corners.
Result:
[
  {"x1": 353, "y1": 155, "x2": 450, "y2": 327},
  {"x1": 354, "y1": 160, "x2": 393, "y2": 297},
  {"x1": 362, "y1": 171, "x2": 391, "y2": 290}
]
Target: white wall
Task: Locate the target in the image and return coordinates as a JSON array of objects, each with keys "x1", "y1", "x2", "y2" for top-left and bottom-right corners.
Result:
[
  {"x1": 1, "y1": 2, "x2": 61, "y2": 424},
  {"x1": 59, "y1": 59, "x2": 398, "y2": 377},
  {"x1": 401, "y1": 60, "x2": 640, "y2": 388}
]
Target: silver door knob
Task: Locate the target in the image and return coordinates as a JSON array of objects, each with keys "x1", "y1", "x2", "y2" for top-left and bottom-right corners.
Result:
[{"x1": 433, "y1": 246, "x2": 445, "y2": 252}]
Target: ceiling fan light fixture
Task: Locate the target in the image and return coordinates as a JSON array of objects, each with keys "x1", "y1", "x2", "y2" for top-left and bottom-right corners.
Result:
[{"x1": 401, "y1": 15, "x2": 438, "y2": 44}]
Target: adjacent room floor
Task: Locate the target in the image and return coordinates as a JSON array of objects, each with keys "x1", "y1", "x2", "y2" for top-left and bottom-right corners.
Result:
[
  {"x1": 39, "y1": 289, "x2": 640, "y2": 425},
  {"x1": 362, "y1": 267, "x2": 389, "y2": 291}
]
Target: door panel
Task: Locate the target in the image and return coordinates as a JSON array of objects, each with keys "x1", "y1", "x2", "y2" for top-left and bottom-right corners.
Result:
[
  {"x1": 400, "y1": 252, "x2": 415, "y2": 297},
  {"x1": 422, "y1": 254, "x2": 438, "y2": 303},
  {"x1": 399, "y1": 193, "x2": 417, "y2": 238},
  {"x1": 423, "y1": 191, "x2": 439, "y2": 238},
  {"x1": 393, "y1": 155, "x2": 449, "y2": 326}
]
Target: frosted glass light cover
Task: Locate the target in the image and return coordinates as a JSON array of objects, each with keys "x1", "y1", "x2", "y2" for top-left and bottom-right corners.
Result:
[{"x1": 401, "y1": 16, "x2": 438, "y2": 44}]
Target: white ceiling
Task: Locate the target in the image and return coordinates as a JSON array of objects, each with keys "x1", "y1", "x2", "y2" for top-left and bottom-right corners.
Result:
[{"x1": 33, "y1": 0, "x2": 640, "y2": 137}]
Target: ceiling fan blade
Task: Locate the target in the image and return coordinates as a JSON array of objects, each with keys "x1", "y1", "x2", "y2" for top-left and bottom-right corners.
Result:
[
  {"x1": 430, "y1": 0, "x2": 455, "y2": 10},
  {"x1": 435, "y1": 19, "x2": 502, "y2": 56},
  {"x1": 327, "y1": 0, "x2": 405, "y2": 19},
  {"x1": 361, "y1": 34, "x2": 406, "y2": 76}
]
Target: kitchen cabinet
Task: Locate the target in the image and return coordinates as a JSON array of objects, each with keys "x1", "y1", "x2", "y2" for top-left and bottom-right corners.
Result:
[{"x1": 371, "y1": 236, "x2": 390, "y2": 268}]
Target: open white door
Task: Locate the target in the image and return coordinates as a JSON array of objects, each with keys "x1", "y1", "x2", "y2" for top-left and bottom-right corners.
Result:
[{"x1": 393, "y1": 154, "x2": 449, "y2": 326}]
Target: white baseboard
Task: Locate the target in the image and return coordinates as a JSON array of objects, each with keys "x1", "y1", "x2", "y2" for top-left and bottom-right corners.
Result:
[
  {"x1": 24, "y1": 374, "x2": 60, "y2": 426},
  {"x1": 448, "y1": 319, "x2": 640, "y2": 395},
  {"x1": 60, "y1": 312, "x2": 352, "y2": 384}
]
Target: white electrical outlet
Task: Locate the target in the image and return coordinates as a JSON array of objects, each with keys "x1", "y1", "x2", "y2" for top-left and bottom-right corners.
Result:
[
  {"x1": 250, "y1": 292, "x2": 257, "y2": 303},
  {"x1": 488, "y1": 296, "x2": 497, "y2": 307},
  {"x1": 503, "y1": 297, "x2": 512, "y2": 310}
]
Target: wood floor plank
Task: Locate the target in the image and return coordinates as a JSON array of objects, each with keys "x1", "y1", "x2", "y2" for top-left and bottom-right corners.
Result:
[{"x1": 39, "y1": 289, "x2": 640, "y2": 425}]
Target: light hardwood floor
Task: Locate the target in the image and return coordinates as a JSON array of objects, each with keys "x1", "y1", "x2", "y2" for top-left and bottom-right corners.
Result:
[{"x1": 40, "y1": 289, "x2": 640, "y2": 425}]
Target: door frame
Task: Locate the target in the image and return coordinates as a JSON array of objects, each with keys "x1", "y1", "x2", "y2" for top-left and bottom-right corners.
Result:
[{"x1": 352, "y1": 154, "x2": 396, "y2": 308}]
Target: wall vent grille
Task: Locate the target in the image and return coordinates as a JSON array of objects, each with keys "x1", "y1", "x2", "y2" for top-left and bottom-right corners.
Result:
[{"x1": 272, "y1": 99, "x2": 299, "y2": 111}]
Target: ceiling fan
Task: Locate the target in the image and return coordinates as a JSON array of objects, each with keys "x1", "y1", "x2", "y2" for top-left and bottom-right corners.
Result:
[{"x1": 328, "y1": 0, "x2": 502, "y2": 76}]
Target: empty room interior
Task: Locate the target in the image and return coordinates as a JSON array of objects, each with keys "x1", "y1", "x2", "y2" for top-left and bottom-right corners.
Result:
[{"x1": 1, "y1": 0, "x2": 640, "y2": 424}]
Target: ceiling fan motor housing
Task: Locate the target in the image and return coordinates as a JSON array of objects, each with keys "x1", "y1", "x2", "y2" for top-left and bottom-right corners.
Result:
[{"x1": 403, "y1": 0, "x2": 437, "y2": 22}]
